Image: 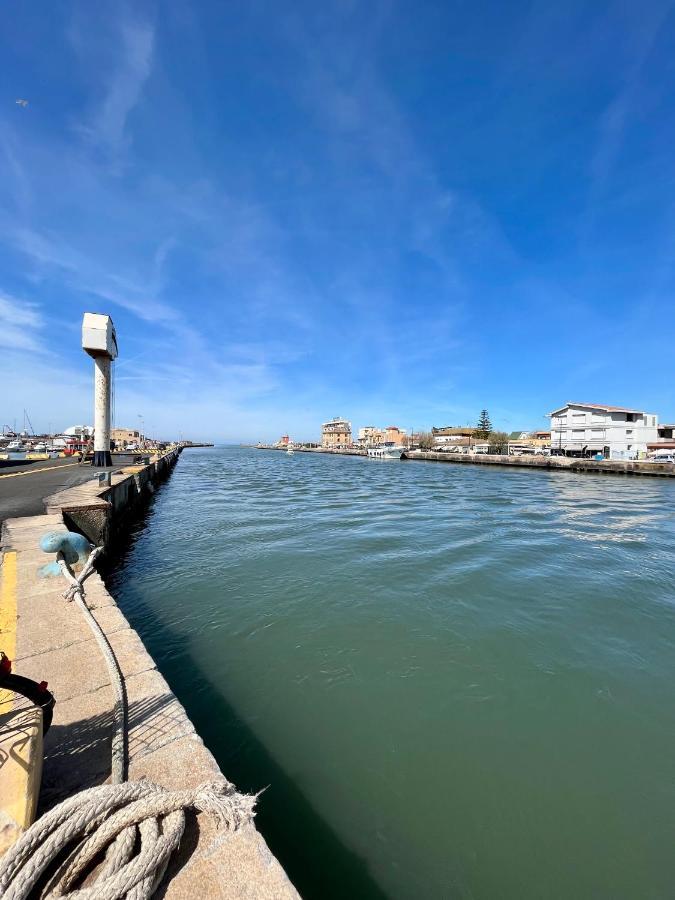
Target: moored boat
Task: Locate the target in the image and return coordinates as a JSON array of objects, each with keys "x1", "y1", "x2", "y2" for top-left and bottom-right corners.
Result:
[{"x1": 367, "y1": 443, "x2": 405, "y2": 460}]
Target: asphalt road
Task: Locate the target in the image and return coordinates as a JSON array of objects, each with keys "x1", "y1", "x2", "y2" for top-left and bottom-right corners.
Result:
[{"x1": 0, "y1": 458, "x2": 115, "y2": 532}]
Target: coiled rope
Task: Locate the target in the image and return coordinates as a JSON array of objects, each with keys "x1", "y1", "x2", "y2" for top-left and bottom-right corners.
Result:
[{"x1": 0, "y1": 545, "x2": 256, "y2": 898}]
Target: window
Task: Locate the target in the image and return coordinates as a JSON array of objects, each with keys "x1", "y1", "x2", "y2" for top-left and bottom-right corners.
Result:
[
  {"x1": 626, "y1": 430, "x2": 633, "y2": 435},
  {"x1": 626, "y1": 413, "x2": 636, "y2": 422}
]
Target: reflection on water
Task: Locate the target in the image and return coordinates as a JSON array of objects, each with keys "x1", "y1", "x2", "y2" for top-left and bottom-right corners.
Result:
[
  {"x1": 109, "y1": 449, "x2": 675, "y2": 899},
  {"x1": 546, "y1": 477, "x2": 668, "y2": 544}
]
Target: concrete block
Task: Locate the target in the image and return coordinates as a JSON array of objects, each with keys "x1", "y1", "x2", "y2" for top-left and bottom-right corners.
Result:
[
  {"x1": 160, "y1": 820, "x2": 300, "y2": 900},
  {"x1": 17, "y1": 637, "x2": 111, "y2": 704},
  {"x1": 129, "y1": 732, "x2": 223, "y2": 789},
  {"x1": 107, "y1": 627, "x2": 157, "y2": 681},
  {"x1": 92, "y1": 605, "x2": 129, "y2": 634},
  {"x1": 15, "y1": 593, "x2": 93, "y2": 661},
  {"x1": 125, "y1": 668, "x2": 196, "y2": 763}
]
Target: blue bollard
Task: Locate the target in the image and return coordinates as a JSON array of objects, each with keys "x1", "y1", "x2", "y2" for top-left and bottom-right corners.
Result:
[{"x1": 39, "y1": 531, "x2": 93, "y2": 577}]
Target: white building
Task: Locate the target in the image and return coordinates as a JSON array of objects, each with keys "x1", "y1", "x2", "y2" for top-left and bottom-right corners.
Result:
[
  {"x1": 63, "y1": 425, "x2": 94, "y2": 437},
  {"x1": 549, "y1": 402, "x2": 658, "y2": 459}
]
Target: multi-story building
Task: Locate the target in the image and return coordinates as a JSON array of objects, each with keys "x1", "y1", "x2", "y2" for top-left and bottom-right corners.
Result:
[
  {"x1": 322, "y1": 417, "x2": 352, "y2": 449},
  {"x1": 111, "y1": 428, "x2": 141, "y2": 446},
  {"x1": 384, "y1": 426, "x2": 407, "y2": 445},
  {"x1": 358, "y1": 426, "x2": 384, "y2": 447},
  {"x1": 647, "y1": 423, "x2": 675, "y2": 455},
  {"x1": 431, "y1": 426, "x2": 475, "y2": 446},
  {"x1": 357, "y1": 425, "x2": 407, "y2": 447},
  {"x1": 549, "y1": 402, "x2": 658, "y2": 459}
]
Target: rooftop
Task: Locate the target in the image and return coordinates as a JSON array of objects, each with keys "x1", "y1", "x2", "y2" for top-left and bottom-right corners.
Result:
[{"x1": 550, "y1": 402, "x2": 646, "y2": 415}]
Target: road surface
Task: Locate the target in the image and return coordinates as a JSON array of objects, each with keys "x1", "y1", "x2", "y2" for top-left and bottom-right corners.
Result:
[{"x1": 0, "y1": 458, "x2": 115, "y2": 534}]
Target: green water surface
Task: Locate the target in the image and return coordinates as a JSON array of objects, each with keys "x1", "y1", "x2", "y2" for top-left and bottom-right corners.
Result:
[{"x1": 109, "y1": 448, "x2": 675, "y2": 899}]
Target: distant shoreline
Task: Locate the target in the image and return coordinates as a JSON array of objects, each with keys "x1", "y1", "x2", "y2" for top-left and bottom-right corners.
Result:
[{"x1": 254, "y1": 444, "x2": 675, "y2": 478}]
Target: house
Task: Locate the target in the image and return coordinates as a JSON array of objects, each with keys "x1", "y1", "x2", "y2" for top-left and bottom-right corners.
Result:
[
  {"x1": 111, "y1": 427, "x2": 140, "y2": 446},
  {"x1": 647, "y1": 423, "x2": 675, "y2": 454},
  {"x1": 549, "y1": 402, "x2": 658, "y2": 459},
  {"x1": 431, "y1": 426, "x2": 475, "y2": 446},
  {"x1": 322, "y1": 418, "x2": 352, "y2": 448}
]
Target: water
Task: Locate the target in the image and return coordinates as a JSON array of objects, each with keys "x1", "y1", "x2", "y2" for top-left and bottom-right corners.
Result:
[{"x1": 109, "y1": 448, "x2": 675, "y2": 899}]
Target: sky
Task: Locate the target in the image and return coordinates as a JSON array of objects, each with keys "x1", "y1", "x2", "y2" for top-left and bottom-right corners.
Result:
[{"x1": 1, "y1": 0, "x2": 674, "y2": 442}]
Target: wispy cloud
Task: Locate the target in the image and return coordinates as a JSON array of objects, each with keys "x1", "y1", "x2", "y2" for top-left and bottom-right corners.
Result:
[
  {"x1": 72, "y1": 10, "x2": 155, "y2": 163},
  {"x1": 0, "y1": 294, "x2": 46, "y2": 353}
]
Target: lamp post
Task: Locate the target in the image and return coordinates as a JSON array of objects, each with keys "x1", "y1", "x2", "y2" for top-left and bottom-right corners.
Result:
[{"x1": 82, "y1": 313, "x2": 118, "y2": 467}]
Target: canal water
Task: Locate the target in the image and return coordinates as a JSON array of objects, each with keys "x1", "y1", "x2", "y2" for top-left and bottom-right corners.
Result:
[{"x1": 109, "y1": 448, "x2": 675, "y2": 899}]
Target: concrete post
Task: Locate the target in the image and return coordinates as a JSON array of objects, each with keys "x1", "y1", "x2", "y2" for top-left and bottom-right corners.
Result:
[
  {"x1": 82, "y1": 313, "x2": 118, "y2": 469},
  {"x1": 93, "y1": 356, "x2": 112, "y2": 467}
]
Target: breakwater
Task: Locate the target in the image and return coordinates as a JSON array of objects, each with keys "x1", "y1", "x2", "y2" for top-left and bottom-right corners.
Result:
[{"x1": 0, "y1": 449, "x2": 298, "y2": 896}]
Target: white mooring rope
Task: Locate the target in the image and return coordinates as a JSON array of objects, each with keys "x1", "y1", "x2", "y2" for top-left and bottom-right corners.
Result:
[{"x1": 0, "y1": 545, "x2": 256, "y2": 898}]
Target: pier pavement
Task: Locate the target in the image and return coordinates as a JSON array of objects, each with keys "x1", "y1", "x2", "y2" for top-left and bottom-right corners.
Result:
[{"x1": 0, "y1": 458, "x2": 116, "y2": 533}]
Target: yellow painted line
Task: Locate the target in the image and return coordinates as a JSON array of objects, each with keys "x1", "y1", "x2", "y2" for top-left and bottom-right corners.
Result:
[
  {"x1": 0, "y1": 549, "x2": 43, "y2": 850},
  {"x1": 0, "y1": 462, "x2": 79, "y2": 480},
  {"x1": 0, "y1": 551, "x2": 17, "y2": 701}
]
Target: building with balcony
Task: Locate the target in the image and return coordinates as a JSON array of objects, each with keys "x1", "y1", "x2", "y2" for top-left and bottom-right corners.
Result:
[
  {"x1": 549, "y1": 402, "x2": 658, "y2": 459},
  {"x1": 357, "y1": 426, "x2": 384, "y2": 447},
  {"x1": 647, "y1": 423, "x2": 675, "y2": 454},
  {"x1": 322, "y1": 417, "x2": 352, "y2": 448}
]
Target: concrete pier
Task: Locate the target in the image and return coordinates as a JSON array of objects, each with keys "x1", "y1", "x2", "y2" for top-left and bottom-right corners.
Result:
[
  {"x1": 405, "y1": 449, "x2": 675, "y2": 477},
  {"x1": 0, "y1": 449, "x2": 298, "y2": 897},
  {"x1": 257, "y1": 444, "x2": 675, "y2": 477}
]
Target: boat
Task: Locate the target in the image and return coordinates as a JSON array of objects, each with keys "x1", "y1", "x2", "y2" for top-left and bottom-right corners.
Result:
[
  {"x1": 32, "y1": 442, "x2": 47, "y2": 452},
  {"x1": 286, "y1": 447, "x2": 294, "y2": 455},
  {"x1": 367, "y1": 443, "x2": 406, "y2": 460},
  {"x1": 6, "y1": 441, "x2": 24, "y2": 452}
]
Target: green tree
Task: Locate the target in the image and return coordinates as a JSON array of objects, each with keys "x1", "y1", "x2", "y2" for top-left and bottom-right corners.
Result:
[{"x1": 475, "y1": 409, "x2": 492, "y2": 439}]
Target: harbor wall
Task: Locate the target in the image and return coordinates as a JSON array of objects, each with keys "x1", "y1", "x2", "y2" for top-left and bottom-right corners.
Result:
[
  {"x1": 45, "y1": 449, "x2": 180, "y2": 546},
  {"x1": 405, "y1": 449, "x2": 675, "y2": 477},
  {"x1": 257, "y1": 445, "x2": 675, "y2": 477},
  {"x1": 0, "y1": 450, "x2": 299, "y2": 897}
]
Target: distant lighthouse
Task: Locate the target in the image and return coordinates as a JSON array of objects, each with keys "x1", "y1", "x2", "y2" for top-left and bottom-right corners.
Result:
[{"x1": 81, "y1": 313, "x2": 118, "y2": 467}]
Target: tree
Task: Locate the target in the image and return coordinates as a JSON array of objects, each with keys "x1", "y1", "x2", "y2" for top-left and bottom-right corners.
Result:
[
  {"x1": 475, "y1": 409, "x2": 492, "y2": 439},
  {"x1": 487, "y1": 430, "x2": 509, "y2": 454},
  {"x1": 416, "y1": 431, "x2": 435, "y2": 450}
]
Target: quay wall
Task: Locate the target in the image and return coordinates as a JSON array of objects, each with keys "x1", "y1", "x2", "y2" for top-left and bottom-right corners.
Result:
[
  {"x1": 1, "y1": 449, "x2": 299, "y2": 897},
  {"x1": 256, "y1": 444, "x2": 675, "y2": 477},
  {"x1": 405, "y1": 449, "x2": 675, "y2": 477}
]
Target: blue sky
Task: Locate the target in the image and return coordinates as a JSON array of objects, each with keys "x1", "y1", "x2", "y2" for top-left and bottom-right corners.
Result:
[{"x1": 1, "y1": 1, "x2": 674, "y2": 441}]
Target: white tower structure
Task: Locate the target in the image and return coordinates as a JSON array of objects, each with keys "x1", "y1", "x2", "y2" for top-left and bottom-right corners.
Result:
[{"x1": 82, "y1": 313, "x2": 118, "y2": 467}]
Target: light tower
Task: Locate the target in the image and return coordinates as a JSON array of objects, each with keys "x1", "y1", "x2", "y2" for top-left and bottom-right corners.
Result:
[{"x1": 82, "y1": 313, "x2": 118, "y2": 467}]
